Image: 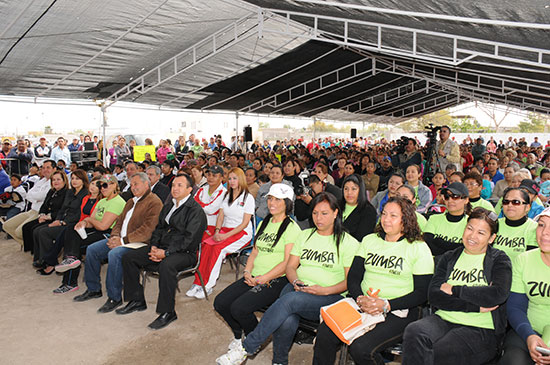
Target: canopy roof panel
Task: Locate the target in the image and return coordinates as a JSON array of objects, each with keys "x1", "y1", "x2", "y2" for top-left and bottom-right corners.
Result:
[{"x1": 1, "y1": 0, "x2": 549, "y2": 123}]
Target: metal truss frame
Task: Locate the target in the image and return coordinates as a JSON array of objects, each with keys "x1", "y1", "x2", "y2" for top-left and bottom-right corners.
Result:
[
  {"x1": 365, "y1": 54, "x2": 550, "y2": 113},
  {"x1": 159, "y1": 35, "x2": 303, "y2": 108},
  {"x1": 37, "y1": 0, "x2": 171, "y2": 98},
  {"x1": 239, "y1": 57, "x2": 374, "y2": 113},
  {"x1": 104, "y1": 12, "x2": 265, "y2": 107},
  {"x1": 259, "y1": 8, "x2": 550, "y2": 72}
]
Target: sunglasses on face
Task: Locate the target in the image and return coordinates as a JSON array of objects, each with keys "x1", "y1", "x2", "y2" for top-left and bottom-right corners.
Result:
[
  {"x1": 444, "y1": 193, "x2": 464, "y2": 200},
  {"x1": 96, "y1": 182, "x2": 109, "y2": 189},
  {"x1": 502, "y1": 199, "x2": 529, "y2": 206}
]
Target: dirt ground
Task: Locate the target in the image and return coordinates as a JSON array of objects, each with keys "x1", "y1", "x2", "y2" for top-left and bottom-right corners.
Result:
[{"x1": 0, "y1": 237, "x2": 314, "y2": 365}]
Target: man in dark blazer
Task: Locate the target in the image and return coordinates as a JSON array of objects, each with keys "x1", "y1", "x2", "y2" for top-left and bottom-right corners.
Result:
[
  {"x1": 146, "y1": 165, "x2": 170, "y2": 203},
  {"x1": 117, "y1": 173, "x2": 207, "y2": 330}
]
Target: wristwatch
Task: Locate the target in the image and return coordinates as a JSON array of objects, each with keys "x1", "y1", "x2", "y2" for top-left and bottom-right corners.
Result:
[{"x1": 164, "y1": 249, "x2": 171, "y2": 257}]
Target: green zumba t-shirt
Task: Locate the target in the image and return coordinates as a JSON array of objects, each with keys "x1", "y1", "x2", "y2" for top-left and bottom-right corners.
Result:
[
  {"x1": 436, "y1": 252, "x2": 495, "y2": 329},
  {"x1": 94, "y1": 195, "x2": 126, "y2": 229},
  {"x1": 290, "y1": 229, "x2": 359, "y2": 289},
  {"x1": 251, "y1": 218, "x2": 302, "y2": 277},
  {"x1": 415, "y1": 212, "x2": 427, "y2": 232},
  {"x1": 493, "y1": 218, "x2": 538, "y2": 261},
  {"x1": 511, "y1": 249, "x2": 550, "y2": 335},
  {"x1": 470, "y1": 198, "x2": 495, "y2": 213},
  {"x1": 342, "y1": 204, "x2": 357, "y2": 221},
  {"x1": 357, "y1": 234, "x2": 434, "y2": 300},
  {"x1": 424, "y1": 213, "x2": 468, "y2": 246}
]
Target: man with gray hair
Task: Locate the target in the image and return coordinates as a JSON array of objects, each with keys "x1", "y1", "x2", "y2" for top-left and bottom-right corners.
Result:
[
  {"x1": 146, "y1": 165, "x2": 170, "y2": 203},
  {"x1": 73, "y1": 172, "x2": 163, "y2": 313}
]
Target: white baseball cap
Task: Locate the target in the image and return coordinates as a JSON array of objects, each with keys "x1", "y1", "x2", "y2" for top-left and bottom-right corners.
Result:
[
  {"x1": 267, "y1": 183, "x2": 294, "y2": 201},
  {"x1": 534, "y1": 207, "x2": 550, "y2": 222}
]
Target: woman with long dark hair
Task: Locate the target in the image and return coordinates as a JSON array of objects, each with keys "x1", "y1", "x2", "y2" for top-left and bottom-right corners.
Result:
[
  {"x1": 314, "y1": 196, "x2": 434, "y2": 364},
  {"x1": 213, "y1": 184, "x2": 302, "y2": 352},
  {"x1": 22, "y1": 170, "x2": 69, "y2": 254},
  {"x1": 33, "y1": 169, "x2": 89, "y2": 273},
  {"x1": 216, "y1": 192, "x2": 359, "y2": 365},
  {"x1": 339, "y1": 174, "x2": 377, "y2": 241}
]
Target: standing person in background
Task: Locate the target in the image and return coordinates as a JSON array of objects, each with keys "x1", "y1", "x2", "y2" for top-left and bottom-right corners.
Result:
[
  {"x1": 7, "y1": 139, "x2": 33, "y2": 176},
  {"x1": 34, "y1": 137, "x2": 51, "y2": 166},
  {"x1": 115, "y1": 137, "x2": 131, "y2": 165},
  {"x1": 362, "y1": 161, "x2": 379, "y2": 201},
  {"x1": 108, "y1": 140, "x2": 118, "y2": 167},
  {"x1": 435, "y1": 126, "x2": 460, "y2": 173},
  {"x1": 50, "y1": 137, "x2": 71, "y2": 165},
  {"x1": 156, "y1": 139, "x2": 171, "y2": 164}
]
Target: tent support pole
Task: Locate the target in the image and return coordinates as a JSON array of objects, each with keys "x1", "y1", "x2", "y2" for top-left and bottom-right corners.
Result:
[{"x1": 101, "y1": 103, "x2": 108, "y2": 166}]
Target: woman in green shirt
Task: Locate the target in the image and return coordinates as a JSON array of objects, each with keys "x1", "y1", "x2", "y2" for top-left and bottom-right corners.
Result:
[
  {"x1": 340, "y1": 174, "x2": 377, "y2": 242},
  {"x1": 216, "y1": 192, "x2": 358, "y2": 365},
  {"x1": 403, "y1": 207, "x2": 512, "y2": 365},
  {"x1": 313, "y1": 196, "x2": 434, "y2": 364},
  {"x1": 213, "y1": 183, "x2": 301, "y2": 353},
  {"x1": 424, "y1": 182, "x2": 471, "y2": 257},
  {"x1": 494, "y1": 187, "x2": 538, "y2": 261},
  {"x1": 500, "y1": 207, "x2": 550, "y2": 365}
]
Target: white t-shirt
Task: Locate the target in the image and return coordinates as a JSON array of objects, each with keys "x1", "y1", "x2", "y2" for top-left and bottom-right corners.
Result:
[
  {"x1": 221, "y1": 191, "x2": 255, "y2": 234},
  {"x1": 194, "y1": 183, "x2": 226, "y2": 227}
]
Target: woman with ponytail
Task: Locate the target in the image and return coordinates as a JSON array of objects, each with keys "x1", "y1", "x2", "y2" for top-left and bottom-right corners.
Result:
[
  {"x1": 216, "y1": 192, "x2": 359, "y2": 365},
  {"x1": 213, "y1": 183, "x2": 302, "y2": 353}
]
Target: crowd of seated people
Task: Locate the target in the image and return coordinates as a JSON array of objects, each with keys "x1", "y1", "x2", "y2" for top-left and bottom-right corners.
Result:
[{"x1": 1, "y1": 130, "x2": 550, "y2": 364}]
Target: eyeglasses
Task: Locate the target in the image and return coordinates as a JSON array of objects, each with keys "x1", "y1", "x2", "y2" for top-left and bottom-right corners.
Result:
[
  {"x1": 444, "y1": 193, "x2": 464, "y2": 200},
  {"x1": 464, "y1": 183, "x2": 479, "y2": 187},
  {"x1": 502, "y1": 199, "x2": 529, "y2": 206}
]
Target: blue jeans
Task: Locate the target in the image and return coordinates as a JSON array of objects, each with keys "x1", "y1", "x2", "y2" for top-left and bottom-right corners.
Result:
[
  {"x1": 84, "y1": 239, "x2": 130, "y2": 301},
  {"x1": 242, "y1": 284, "x2": 343, "y2": 365}
]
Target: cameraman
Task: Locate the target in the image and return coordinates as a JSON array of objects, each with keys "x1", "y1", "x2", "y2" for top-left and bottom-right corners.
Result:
[
  {"x1": 395, "y1": 138, "x2": 422, "y2": 173},
  {"x1": 434, "y1": 125, "x2": 461, "y2": 173},
  {"x1": 294, "y1": 174, "x2": 342, "y2": 228}
]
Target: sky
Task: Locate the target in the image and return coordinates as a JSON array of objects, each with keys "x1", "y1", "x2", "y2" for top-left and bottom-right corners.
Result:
[{"x1": 0, "y1": 95, "x2": 529, "y2": 141}]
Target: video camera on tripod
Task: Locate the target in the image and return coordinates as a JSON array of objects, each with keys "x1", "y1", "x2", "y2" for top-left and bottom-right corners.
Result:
[{"x1": 422, "y1": 124, "x2": 442, "y2": 186}]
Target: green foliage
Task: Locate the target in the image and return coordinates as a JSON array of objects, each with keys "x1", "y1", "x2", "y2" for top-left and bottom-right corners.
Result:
[
  {"x1": 258, "y1": 121, "x2": 270, "y2": 129},
  {"x1": 518, "y1": 112, "x2": 548, "y2": 132},
  {"x1": 306, "y1": 121, "x2": 352, "y2": 133},
  {"x1": 449, "y1": 117, "x2": 488, "y2": 133}
]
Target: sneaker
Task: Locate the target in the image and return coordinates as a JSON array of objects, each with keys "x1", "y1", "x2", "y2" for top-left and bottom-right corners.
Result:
[
  {"x1": 194, "y1": 287, "x2": 213, "y2": 299},
  {"x1": 216, "y1": 346, "x2": 247, "y2": 365},
  {"x1": 185, "y1": 284, "x2": 200, "y2": 297},
  {"x1": 55, "y1": 257, "x2": 81, "y2": 273},
  {"x1": 228, "y1": 338, "x2": 243, "y2": 351},
  {"x1": 53, "y1": 284, "x2": 79, "y2": 294}
]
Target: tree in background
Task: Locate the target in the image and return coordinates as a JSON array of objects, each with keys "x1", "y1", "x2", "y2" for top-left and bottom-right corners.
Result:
[
  {"x1": 475, "y1": 102, "x2": 512, "y2": 133},
  {"x1": 518, "y1": 112, "x2": 549, "y2": 133}
]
